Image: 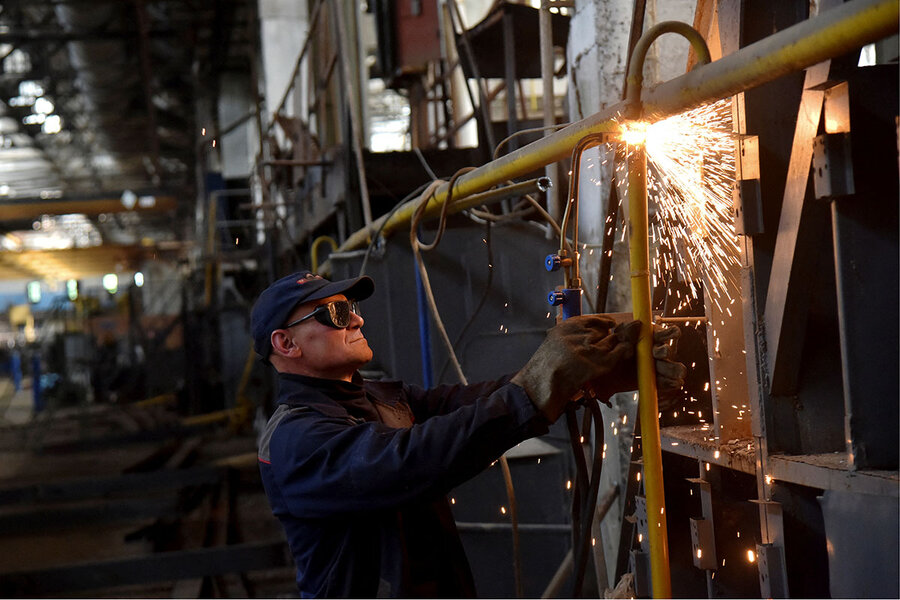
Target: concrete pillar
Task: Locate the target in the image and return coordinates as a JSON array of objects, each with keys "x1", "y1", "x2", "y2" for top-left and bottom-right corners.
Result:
[{"x1": 219, "y1": 73, "x2": 255, "y2": 179}]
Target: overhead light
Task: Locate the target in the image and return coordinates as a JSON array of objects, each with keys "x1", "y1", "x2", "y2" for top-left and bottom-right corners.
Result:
[
  {"x1": 33, "y1": 97, "x2": 54, "y2": 115},
  {"x1": 22, "y1": 113, "x2": 46, "y2": 125},
  {"x1": 121, "y1": 189, "x2": 137, "y2": 209},
  {"x1": 42, "y1": 115, "x2": 62, "y2": 134},
  {"x1": 26, "y1": 281, "x2": 42, "y2": 304},
  {"x1": 102, "y1": 273, "x2": 118, "y2": 295},
  {"x1": 18, "y1": 80, "x2": 43, "y2": 98},
  {"x1": 66, "y1": 280, "x2": 79, "y2": 301},
  {"x1": 134, "y1": 272, "x2": 145, "y2": 287}
]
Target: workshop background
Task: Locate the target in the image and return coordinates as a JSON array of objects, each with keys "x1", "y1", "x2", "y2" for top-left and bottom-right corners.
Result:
[{"x1": 0, "y1": 0, "x2": 897, "y2": 597}]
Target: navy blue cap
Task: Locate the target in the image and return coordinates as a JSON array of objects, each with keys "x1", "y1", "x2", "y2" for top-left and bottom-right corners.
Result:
[{"x1": 250, "y1": 270, "x2": 374, "y2": 360}]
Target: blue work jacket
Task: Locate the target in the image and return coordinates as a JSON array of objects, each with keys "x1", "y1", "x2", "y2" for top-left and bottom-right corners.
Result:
[{"x1": 258, "y1": 371, "x2": 548, "y2": 598}]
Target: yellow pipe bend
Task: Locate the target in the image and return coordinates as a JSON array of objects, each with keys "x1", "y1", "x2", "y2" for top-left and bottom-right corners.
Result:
[
  {"x1": 624, "y1": 21, "x2": 712, "y2": 119},
  {"x1": 311, "y1": 235, "x2": 338, "y2": 272},
  {"x1": 623, "y1": 19, "x2": 710, "y2": 599}
]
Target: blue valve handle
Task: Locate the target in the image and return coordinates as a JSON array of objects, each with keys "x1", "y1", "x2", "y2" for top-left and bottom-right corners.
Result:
[
  {"x1": 547, "y1": 288, "x2": 583, "y2": 320},
  {"x1": 545, "y1": 253, "x2": 573, "y2": 272},
  {"x1": 546, "y1": 254, "x2": 562, "y2": 271}
]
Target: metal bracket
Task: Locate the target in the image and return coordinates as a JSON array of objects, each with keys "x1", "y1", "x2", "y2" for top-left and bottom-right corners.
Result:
[
  {"x1": 813, "y1": 132, "x2": 855, "y2": 199},
  {"x1": 733, "y1": 179, "x2": 764, "y2": 235},
  {"x1": 633, "y1": 495, "x2": 649, "y2": 552},
  {"x1": 813, "y1": 79, "x2": 855, "y2": 200},
  {"x1": 689, "y1": 518, "x2": 717, "y2": 570},
  {"x1": 733, "y1": 135, "x2": 763, "y2": 235},
  {"x1": 751, "y1": 499, "x2": 789, "y2": 597},
  {"x1": 756, "y1": 542, "x2": 789, "y2": 598},
  {"x1": 686, "y1": 477, "x2": 717, "y2": 570}
]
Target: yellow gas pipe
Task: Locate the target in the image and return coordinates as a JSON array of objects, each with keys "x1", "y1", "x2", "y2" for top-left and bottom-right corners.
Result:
[
  {"x1": 333, "y1": 0, "x2": 896, "y2": 260},
  {"x1": 622, "y1": 22, "x2": 711, "y2": 598},
  {"x1": 626, "y1": 140, "x2": 672, "y2": 597}
]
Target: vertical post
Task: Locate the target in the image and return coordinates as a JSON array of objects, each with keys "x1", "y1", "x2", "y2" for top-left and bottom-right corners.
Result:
[
  {"x1": 626, "y1": 142, "x2": 671, "y2": 598},
  {"x1": 502, "y1": 10, "x2": 518, "y2": 150},
  {"x1": 332, "y1": 0, "x2": 373, "y2": 228},
  {"x1": 501, "y1": 8, "x2": 517, "y2": 217},
  {"x1": 539, "y1": 1, "x2": 561, "y2": 224},
  {"x1": 32, "y1": 351, "x2": 43, "y2": 413},
  {"x1": 11, "y1": 350, "x2": 22, "y2": 392}
]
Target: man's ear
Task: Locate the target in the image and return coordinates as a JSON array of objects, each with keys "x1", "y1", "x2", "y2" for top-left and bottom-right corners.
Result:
[{"x1": 270, "y1": 329, "x2": 303, "y2": 359}]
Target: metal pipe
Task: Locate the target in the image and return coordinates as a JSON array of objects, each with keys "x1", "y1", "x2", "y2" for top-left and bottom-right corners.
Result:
[
  {"x1": 559, "y1": 133, "x2": 608, "y2": 288},
  {"x1": 622, "y1": 20, "x2": 710, "y2": 599},
  {"x1": 626, "y1": 141, "x2": 670, "y2": 597},
  {"x1": 624, "y1": 21, "x2": 712, "y2": 119},
  {"x1": 263, "y1": 159, "x2": 332, "y2": 167},
  {"x1": 335, "y1": 0, "x2": 897, "y2": 253},
  {"x1": 347, "y1": 177, "x2": 549, "y2": 250},
  {"x1": 641, "y1": 0, "x2": 896, "y2": 121}
]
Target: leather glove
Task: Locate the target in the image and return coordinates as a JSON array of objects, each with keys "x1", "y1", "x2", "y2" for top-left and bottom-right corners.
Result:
[
  {"x1": 512, "y1": 315, "x2": 639, "y2": 423},
  {"x1": 583, "y1": 321, "x2": 687, "y2": 405}
]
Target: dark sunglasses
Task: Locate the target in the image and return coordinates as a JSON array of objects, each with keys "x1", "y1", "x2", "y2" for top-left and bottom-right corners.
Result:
[{"x1": 283, "y1": 299, "x2": 360, "y2": 330}]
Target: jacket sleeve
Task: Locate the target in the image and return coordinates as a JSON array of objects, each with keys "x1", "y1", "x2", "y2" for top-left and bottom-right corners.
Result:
[
  {"x1": 266, "y1": 382, "x2": 547, "y2": 519},
  {"x1": 401, "y1": 374, "x2": 518, "y2": 422}
]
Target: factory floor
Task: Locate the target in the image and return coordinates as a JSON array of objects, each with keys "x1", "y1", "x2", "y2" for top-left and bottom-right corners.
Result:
[{"x1": 0, "y1": 377, "x2": 297, "y2": 598}]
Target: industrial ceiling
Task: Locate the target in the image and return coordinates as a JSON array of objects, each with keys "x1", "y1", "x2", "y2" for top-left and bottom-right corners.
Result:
[{"x1": 0, "y1": 0, "x2": 256, "y2": 281}]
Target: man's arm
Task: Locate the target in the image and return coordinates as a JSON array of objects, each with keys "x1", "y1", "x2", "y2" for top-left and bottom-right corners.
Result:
[
  {"x1": 401, "y1": 375, "x2": 515, "y2": 421},
  {"x1": 264, "y1": 383, "x2": 547, "y2": 520}
]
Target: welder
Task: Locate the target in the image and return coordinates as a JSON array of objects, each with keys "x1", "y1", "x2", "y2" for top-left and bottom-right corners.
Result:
[{"x1": 252, "y1": 270, "x2": 685, "y2": 598}]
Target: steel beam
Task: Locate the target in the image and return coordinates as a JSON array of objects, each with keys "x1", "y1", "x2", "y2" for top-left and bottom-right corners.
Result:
[
  {"x1": 0, "y1": 496, "x2": 182, "y2": 535},
  {"x1": 0, "y1": 541, "x2": 290, "y2": 596},
  {"x1": 0, "y1": 466, "x2": 222, "y2": 505},
  {"x1": 0, "y1": 195, "x2": 177, "y2": 220},
  {"x1": 824, "y1": 67, "x2": 899, "y2": 470},
  {"x1": 336, "y1": 0, "x2": 898, "y2": 254},
  {"x1": 763, "y1": 60, "x2": 832, "y2": 395}
]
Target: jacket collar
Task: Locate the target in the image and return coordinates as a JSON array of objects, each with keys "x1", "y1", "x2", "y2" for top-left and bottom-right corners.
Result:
[{"x1": 277, "y1": 371, "x2": 382, "y2": 421}]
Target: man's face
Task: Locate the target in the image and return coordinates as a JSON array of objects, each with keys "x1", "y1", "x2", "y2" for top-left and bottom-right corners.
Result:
[{"x1": 275, "y1": 293, "x2": 373, "y2": 380}]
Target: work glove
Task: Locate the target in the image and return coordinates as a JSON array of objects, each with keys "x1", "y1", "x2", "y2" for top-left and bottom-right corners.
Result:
[
  {"x1": 583, "y1": 322, "x2": 687, "y2": 407},
  {"x1": 512, "y1": 315, "x2": 639, "y2": 423}
]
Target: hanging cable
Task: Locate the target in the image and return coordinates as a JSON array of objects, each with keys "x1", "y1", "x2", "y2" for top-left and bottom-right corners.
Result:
[
  {"x1": 436, "y1": 218, "x2": 494, "y2": 383},
  {"x1": 358, "y1": 181, "x2": 434, "y2": 277},
  {"x1": 409, "y1": 167, "x2": 524, "y2": 597}
]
